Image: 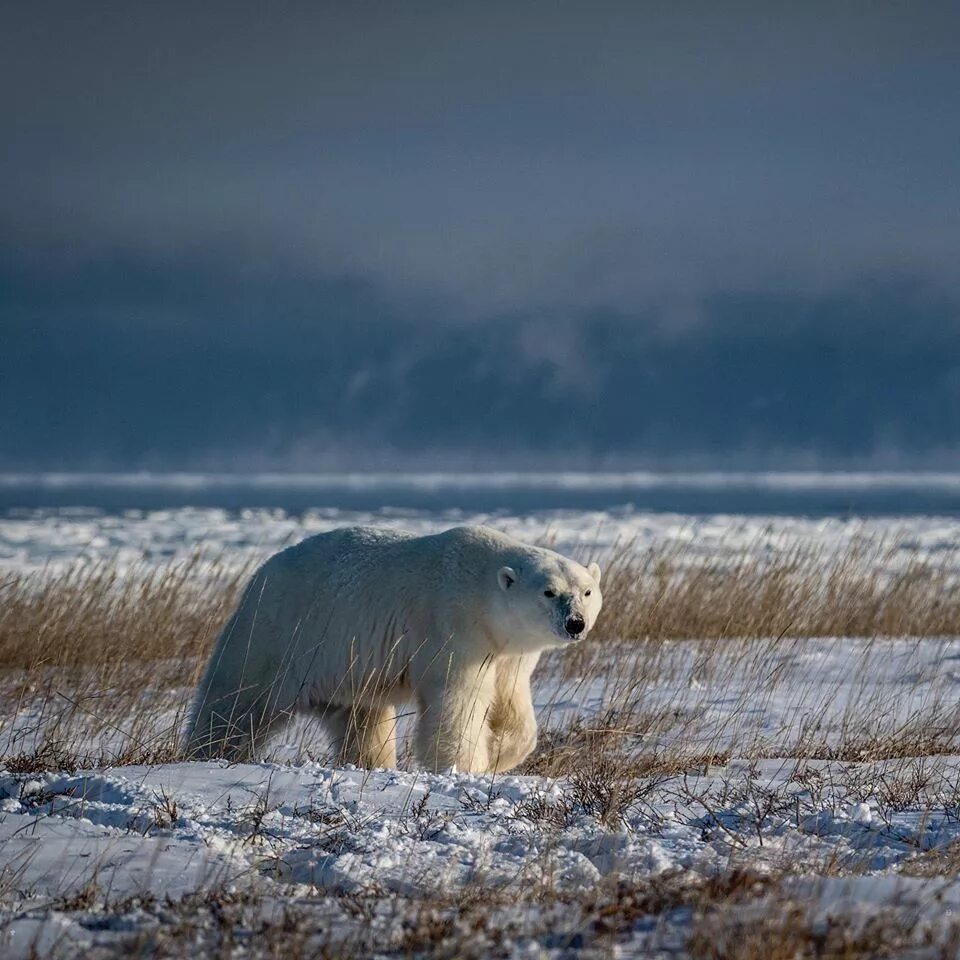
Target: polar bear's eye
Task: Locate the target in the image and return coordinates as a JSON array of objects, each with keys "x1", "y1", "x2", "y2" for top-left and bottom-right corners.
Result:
[
  {"x1": 543, "y1": 589, "x2": 556, "y2": 598},
  {"x1": 585, "y1": 590, "x2": 592, "y2": 597}
]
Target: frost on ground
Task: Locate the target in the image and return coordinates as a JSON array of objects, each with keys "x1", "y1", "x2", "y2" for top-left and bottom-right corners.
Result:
[
  {"x1": 6, "y1": 751, "x2": 960, "y2": 958},
  {"x1": 4, "y1": 754, "x2": 960, "y2": 958},
  {"x1": 3, "y1": 506, "x2": 960, "y2": 956},
  {"x1": 5, "y1": 636, "x2": 960, "y2": 957}
]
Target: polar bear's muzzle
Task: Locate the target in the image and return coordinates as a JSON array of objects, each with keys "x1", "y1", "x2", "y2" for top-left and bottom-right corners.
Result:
[{"x1": 554, "y1": 595, "x2": 588, "y2": 641}]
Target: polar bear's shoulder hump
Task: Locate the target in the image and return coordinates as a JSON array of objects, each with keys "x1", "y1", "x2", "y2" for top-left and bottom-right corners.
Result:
[
  {"x1": 266, "y1": 525, "x2": 413, "y2": 568},
  {"x1": 268, "y1": 524, "x2": 528, "y2": 575}
]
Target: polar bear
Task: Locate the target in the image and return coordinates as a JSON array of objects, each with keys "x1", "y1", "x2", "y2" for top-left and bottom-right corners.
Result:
[{"x1": 185, "y1": 525, "x2": 602, "y2": 773}]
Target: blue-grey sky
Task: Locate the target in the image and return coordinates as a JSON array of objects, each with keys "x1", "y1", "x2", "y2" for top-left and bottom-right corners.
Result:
[{"x1": 2, "y1": 3, "x2": 960, "y2": 468}]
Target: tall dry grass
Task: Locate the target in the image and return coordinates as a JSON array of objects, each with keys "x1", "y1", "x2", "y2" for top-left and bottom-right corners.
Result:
[
  {"x1": 0, "y1": 555, "x2": 247, "y2": 680},
  {"x1": 593, "y1": 539, "x2": 960, "y2": 644},
  {"x1": 0, "y1": 556, "x2": 248, "y2": 764},
  {"x1": 2, "y1": 539, "x2": 957, "y2": 678},
  {"x1": 0, "y1": 538, "x2": 957, "y2": 766}
]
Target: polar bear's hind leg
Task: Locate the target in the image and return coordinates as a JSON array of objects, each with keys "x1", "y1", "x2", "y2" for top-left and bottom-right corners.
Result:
[
  {"x1": 187, "y1": 688, "x2": 288, "y2": 761},
  {"x1": 322, "y1": 702, "x2": 399, "y2": 769}
]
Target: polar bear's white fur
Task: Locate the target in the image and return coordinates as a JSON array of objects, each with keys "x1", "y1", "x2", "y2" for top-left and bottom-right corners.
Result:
[{"x1": 185, "y1": 525, "x2": 602, "y2": 773}]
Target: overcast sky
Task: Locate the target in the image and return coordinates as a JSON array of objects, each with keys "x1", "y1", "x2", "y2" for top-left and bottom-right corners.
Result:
[{"x1": 2, "y1": 3, "x2": 960, "y2": 467}]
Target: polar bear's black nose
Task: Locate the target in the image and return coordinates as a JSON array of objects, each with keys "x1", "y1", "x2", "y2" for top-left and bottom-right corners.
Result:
[{"x1": 565, "y1": 615, "x2": 586, "y2": 637}]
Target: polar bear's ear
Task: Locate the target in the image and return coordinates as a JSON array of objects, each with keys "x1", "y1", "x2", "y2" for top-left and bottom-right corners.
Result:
[
  {"x1": 588, "y1": 561, "x2": 602, "y2": 584},
  {"x1": 497, "y1": 566, "x2": 517, "y2": 591}
]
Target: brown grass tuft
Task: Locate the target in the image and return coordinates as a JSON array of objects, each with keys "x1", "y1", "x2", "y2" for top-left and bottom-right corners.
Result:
[
  {"x1": 687, "y1": 892, "x2": 937, "y2": 960},
  {"x1": 0, "y1": 554, "x2": 246, "y2": 678},
  {"x1": 592, "y1": 539, "x2": 960, "y2": 644},
  {"x1": 0, "y1": 555, "x2": 249, "y2": 763}
]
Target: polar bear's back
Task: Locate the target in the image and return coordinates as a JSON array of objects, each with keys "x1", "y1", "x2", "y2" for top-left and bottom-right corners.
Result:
[
  {"x1": 270, "y1": 525, "x2": 419, "y2": 585},
  {"x1": 204, "y1": 524, "x2": 527, "y2": 685},
  {"x1": 230, "y1": 526, "x2": 505, "y2": 704},
  {"x1": 256, "y1": 526, "x2": 430, "y2": 628},
  {"x1": 265, "y1": 523, "x2": 521, "y2": 593}
]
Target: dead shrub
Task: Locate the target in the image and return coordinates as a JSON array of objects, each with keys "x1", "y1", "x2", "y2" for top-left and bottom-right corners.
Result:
[{"x1": 688, "y1": 897, "x2": 932, "y2": 960}]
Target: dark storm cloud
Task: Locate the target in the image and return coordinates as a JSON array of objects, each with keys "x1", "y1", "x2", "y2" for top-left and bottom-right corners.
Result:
[
  {"x1": 2, "y1": 3, "x2": 960, "y2": 467},
  {"x1": 3, "y1": 2, "x2": 959, "y2": 309},
  {"x1": 3, "y1": 247, "x2": 960, "y2": 469}
]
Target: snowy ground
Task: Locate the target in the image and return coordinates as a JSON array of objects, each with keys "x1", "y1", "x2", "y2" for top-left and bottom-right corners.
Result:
[
  {"x1": 5, "y1": 634, "x2": 960, "y2": 957},
  {"x1": 3, "y1": 503, "x2": 960, "y2": 956},
  {"x1": 3, "y1": 503, "x2": 960, "y2": 578},
  {"x1": 6, "y1": 751, "x2": 960, "y2": 958}
]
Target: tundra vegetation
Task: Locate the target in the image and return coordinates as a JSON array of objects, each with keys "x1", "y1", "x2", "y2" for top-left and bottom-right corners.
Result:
[{"x1": 2, "y1": 533, "x2": 960, "y2": 957}]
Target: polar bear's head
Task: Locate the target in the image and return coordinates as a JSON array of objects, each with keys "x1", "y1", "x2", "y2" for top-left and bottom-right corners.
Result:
[{"x1": 494, "y1": 550, "x2": 603, "y2": 652}]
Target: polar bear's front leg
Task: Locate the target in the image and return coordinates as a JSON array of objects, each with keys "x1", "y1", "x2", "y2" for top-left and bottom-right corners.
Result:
[
  {"x1": 415, "y1": 660, "x2": 497, "y2": 773},
  {"x1": 487, "y1": 654, "x2": 540, "y2": 773}
]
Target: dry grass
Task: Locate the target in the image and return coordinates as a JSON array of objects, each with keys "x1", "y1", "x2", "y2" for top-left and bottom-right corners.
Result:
[
  {"x1": 0, "y1": 554, "x2": 246, "y2": 678},
  {"x1": 518, "y1": 710, "x2": 728, "y2": 781},
  {"x1": 2, "y1": 537, "x2": 959, "y2": 958},
  {"x1": 0, "y1": 555, "x2": 248, "y2": 764},
  {"x1": 686, "y1": 895, "x2": 945, "y2": 960},
  {"x1": 6, "y1": 867, "x2": 953, "y2": 959},
  {"x1": 900, "y1": 841, "x2": 960, "y2": 878},
  {"x1": 0, "y1": 539, "x2": 956, "y2": 682},
  {"x1": 0, "y1": 538, "x2": 956, "y2": 768},
  {"x1": 593, "y1": 538, "x2": 960, "y2": 644}
]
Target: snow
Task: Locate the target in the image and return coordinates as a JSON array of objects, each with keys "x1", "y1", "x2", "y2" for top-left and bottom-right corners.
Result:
[
  {"x1": 5, "y1": 634, "x2": 960, "y2": 955},
  {"x1": 4, "y1": 748, "x2": 960, "y2": 956},
  {"x1": 3, "y1": 498, "x2": 960, "y2": 955},
  {"x1": 4, "y1": 503, "x2": 960, "y2": 580}
]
